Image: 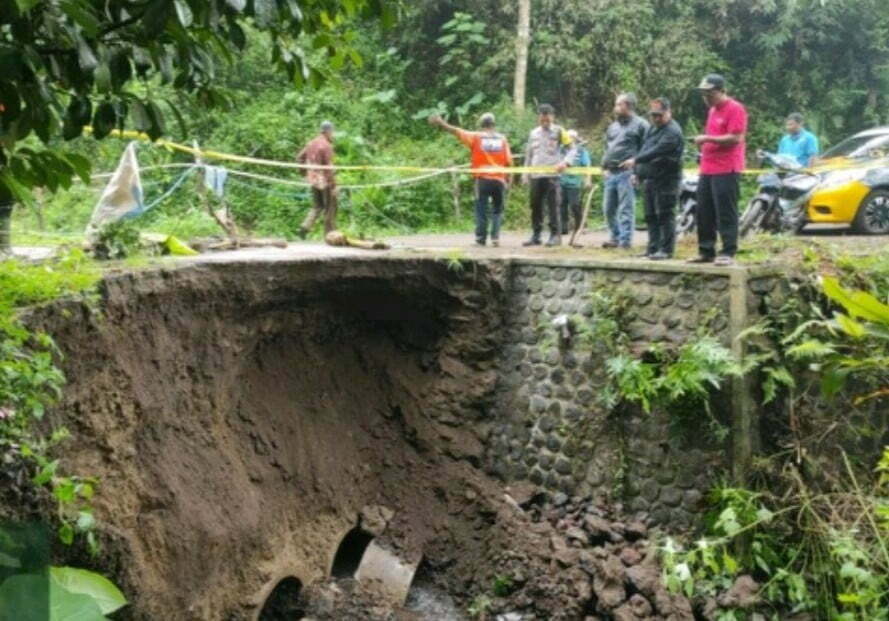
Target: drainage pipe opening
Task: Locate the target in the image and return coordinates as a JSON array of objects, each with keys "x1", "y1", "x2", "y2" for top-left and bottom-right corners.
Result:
[
  {"x1": 258, "y1": 576, "x2": 305, "y2": 620},
  {"x1": 330, "y1": 527, "x2": 374, "y2": 578}
]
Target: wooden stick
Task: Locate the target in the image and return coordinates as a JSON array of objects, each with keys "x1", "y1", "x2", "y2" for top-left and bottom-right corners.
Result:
[{"x1": 570, "y1": 185, "x2": 598, "y2": 248}]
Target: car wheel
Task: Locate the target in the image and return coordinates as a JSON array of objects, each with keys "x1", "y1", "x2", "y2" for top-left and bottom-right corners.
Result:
[{"x1": 853, "y1": 190, "x2": 889, "y2": 234}]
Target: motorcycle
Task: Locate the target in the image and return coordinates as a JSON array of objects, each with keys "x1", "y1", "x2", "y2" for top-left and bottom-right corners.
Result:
[
  {"x1": 675, "y1": 151, "x2": 700, "y2": 236},
  {"x1": 739, "y1": 151, "x2": 820, "y2": 237}
]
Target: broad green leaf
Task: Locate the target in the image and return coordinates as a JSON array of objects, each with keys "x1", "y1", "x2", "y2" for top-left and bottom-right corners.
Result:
[
  {"x1": 823, "y1": 276, "x2": 889, "y2": 323},
  {"x1": 59, "y1": 1, "x2": 99, "y2": 37},
  {"x1": 173, "y1": 0, "x2": 193, "y2": 27},
  {"x1": 33, "y1": 459, "x2": 59, "y2": 485},
  {"x1": 50, "y1": 567, "x2": 127, "y2": 615},
  {"x1": 0, "y1": 552, "x2": 22, "y2": 569},
  {"x1": 15, "y1": 0, "x2": 42, "y2": 13},
  {"x1": 820, "y1": 367, "x2": 848, "y2": 398},
  {"x1": 786, "y1": 339, "x2": 835, "y2": 359},
  {"x1": 75, "y1": 38, "x2": 98, "y2": 72},
  {"x1": 58, "y1": 524, "x2": 74, "y2": 546},
  {"x1": 834, "y1": 313, "x2": 865, "y2": 339},
  {"x1": 131, "y1": 102, "x2": 151, "y2": 133},
  {"x1": 50, "y1": 581, "x2": 105, "y2": 620},
  {"x1": 91, "y1": 102, "x2": 116, "y2": 140},
  {"x1": 0, "y1": 573, "x2": 50, "y2": 620},
  {"x1": 53, "y1": 480, "x2": 76, "y2": 503}
]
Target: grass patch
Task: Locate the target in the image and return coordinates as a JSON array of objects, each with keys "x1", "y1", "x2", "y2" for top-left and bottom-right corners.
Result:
[{"x1": 0, "y1": 249, "x2": 101, "y2": 311}]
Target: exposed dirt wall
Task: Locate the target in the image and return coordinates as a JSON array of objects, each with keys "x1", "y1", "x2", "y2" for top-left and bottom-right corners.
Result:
[{"x1": 27, "y1": 259, "x2": 508, "y2": 619}]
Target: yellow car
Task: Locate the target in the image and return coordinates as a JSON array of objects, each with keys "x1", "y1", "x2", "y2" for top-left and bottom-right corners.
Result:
[{"x1": 797, "y1": 127, "x2": 889, "y2": 234}]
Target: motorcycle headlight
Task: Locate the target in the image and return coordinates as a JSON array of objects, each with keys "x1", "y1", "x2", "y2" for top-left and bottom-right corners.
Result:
[{"x1": 818, "y1": 168, "x2": 868, "y2": 190}]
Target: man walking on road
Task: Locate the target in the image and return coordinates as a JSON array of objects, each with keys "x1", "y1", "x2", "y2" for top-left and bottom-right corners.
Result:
[
  {"x1": 689, "y1": 74, "x2": 748, "y2": 266},
  {"x1": 297, "y1": 120, "x2": 338, "y2": 239},
  {"x1": 429, "y1": 113, "x2": 513, "y2": 247},
  {"x1": 523, "y1": 104, "x2": 575, "y2": 247},
  {"x1": 601, "y1": 93, "x2": 648, "y2": 249},
  {"x1": 621, "y1": 98, "x2": 684, "y2": 260},
  {"x1": 560, "y1": 130, "x2": 592, "y2": 236}
]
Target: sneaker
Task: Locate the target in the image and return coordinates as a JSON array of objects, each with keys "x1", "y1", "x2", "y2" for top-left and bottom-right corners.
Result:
[
  {"x1": 491, "y1": 239, "x2": 500, "y2": 247},
  {"x1": 545, "y1": 235, "x2": 562, "y2": 247},
  {"x1": 475, "y1": 240, "x2": 486, "y2": 247},
  {"x1": 714, "y1": 255, "x2": 735, "y2": 266},
  {"x1": 648, "y1": 251, "x2": 671, "y2": 261},
  {"x1": 601, "y1": 240, "x2": 619, "y2": 249},
  {"x1": 686, "y1": 255, "x2": 715, "y2": 264},
  {"x1": 618, "y1": 243, "x2": 632, "y2": 250},
  {"x1": 522, "y1": 238, "x2": 542, "y2": 247}
]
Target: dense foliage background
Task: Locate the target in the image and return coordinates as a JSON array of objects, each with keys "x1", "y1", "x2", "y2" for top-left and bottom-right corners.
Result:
[{"x1": 10, "y1": 0, "x2": 889, "y2": 239}]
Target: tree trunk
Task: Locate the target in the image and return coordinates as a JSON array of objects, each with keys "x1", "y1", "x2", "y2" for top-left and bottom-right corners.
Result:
[
  {"x1": 0, "y1": 203, "x2": 12, "y2": 253},
  {"x1": 513, "y1": 0, "x2": 531, "y2": 113}
]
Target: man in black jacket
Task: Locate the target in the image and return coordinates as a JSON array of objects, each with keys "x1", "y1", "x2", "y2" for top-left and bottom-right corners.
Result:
[{"x1": 620, "y1": 98, "x2": 684, "y2": 259}]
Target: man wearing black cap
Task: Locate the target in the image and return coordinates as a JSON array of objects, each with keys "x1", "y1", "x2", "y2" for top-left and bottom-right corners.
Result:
[{"x1": 689, "y1": 74, "x2": 748, "y2": 266}]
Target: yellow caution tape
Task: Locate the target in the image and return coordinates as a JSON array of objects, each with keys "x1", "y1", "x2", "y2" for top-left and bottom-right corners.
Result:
[{"x1": 84, "y1": 127, "x2": 873, "y2": 179}]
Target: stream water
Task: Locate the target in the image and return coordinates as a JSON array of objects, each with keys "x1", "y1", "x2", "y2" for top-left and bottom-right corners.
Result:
[{"x1": 404, "y1": 582, "x2": 466, "y2": 620}]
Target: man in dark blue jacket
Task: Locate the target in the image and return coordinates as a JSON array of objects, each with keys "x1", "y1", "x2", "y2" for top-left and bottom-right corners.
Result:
[{"x1": 620, "y1": 98, "x2": 684, "y2": 259}]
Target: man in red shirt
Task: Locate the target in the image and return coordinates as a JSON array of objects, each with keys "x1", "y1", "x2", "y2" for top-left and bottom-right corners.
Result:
[
  {"x1": 430, "y1": 113, "x2": 513, "y2": 246},
  {"x1": 690, "y1": 74, "x2": 748, "y2": 266},
  {"x1": 296, "y1": 120, "x2": 337, "y2": 239}
]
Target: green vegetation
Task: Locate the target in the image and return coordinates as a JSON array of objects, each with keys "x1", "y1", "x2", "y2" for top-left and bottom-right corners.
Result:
[
  {"x1": 0, "y1": 0, "x2": 394, "y2": 201},
  {"x1": 0, "y1": 563, "x2": 127, "y2": 620},
  {"x1": 657, "y1": 261, "x2": 889, "y2": 619},
  {"x1": 574, "y1": 287, "x2": 738, "y2": 441},
  {"x1": 10, "y1": 0, "x2": 887, "y2": 244},
  {"x1": 661, "y1": 449, "x2": 889, "y2": 620},
  {"x1": 467, "y1": 593, "x2": 493, "y2": 619},
  {"x1": 0, "y1": 252, "x2": 123, "y2": 611},
  {"x1": 491, "y1": 574, "x2": 515, "y2": 597}
]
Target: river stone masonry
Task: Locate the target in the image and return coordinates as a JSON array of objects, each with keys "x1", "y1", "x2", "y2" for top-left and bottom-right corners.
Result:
[{"x1": 487, "y1": 259, "x2": 773, "y2": 528}]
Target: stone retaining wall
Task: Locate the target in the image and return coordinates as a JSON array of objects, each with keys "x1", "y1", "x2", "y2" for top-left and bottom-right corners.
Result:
[{"x1": 487, "y1": 260, "x2": 777, "y2": 527}]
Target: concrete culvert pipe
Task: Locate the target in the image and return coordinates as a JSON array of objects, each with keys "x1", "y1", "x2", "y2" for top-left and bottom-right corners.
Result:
[
  {"x1": 330, "y1": 527, "x2": 374, "y2": 578},
  {"x1": 258, "y1": 576, "x2": 305, "y2": 620}
]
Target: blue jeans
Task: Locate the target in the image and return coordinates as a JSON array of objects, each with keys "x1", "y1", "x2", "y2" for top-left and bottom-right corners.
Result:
[
  {"x1": 475, "y1": 178, "x2": 504, "y2": 242},
  {"x1": 603, "y1": 170, "x2": 635, "y2": 246}
]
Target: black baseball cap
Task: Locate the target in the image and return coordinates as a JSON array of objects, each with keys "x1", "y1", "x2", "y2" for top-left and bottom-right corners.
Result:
[{"x1": 696, "y1": 74, "x2": 726, "y2": 91}]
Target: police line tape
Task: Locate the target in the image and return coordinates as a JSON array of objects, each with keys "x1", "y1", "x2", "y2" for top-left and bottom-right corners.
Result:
[{"x1": 86, "y1": 127, "x2": 863, "y2": 179}]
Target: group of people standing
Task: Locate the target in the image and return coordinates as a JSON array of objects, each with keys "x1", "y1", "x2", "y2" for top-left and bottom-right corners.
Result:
[
  {"x1": 428, "y1": 72, "x2": 752, "y2": 265},
  {"x1": 297, "y1": 72, "x2": 818, "y2": 266}
]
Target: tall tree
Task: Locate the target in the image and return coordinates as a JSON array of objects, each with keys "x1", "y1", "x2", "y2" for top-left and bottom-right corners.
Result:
[{"x1": 513, "y1": 0, "x2": 530, "y2": 112}]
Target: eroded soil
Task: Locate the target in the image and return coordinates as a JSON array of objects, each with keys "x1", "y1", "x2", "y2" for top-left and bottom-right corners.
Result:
[{"x1": 8, "y1": 257, "x2": 704, "y2": 620}]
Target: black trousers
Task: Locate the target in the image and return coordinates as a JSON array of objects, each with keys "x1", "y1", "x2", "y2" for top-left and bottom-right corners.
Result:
[
  {"x1": 530, "y1": 177, "x2": 561, "y2": 238},
  {"x1": 697, "y1": 173, "x2": 740, "y2": 257},
  {"x1": 643, "y1": 180, "x2": 678, "y2": 256},
  {"x1": 474, "y1": 178, "x2": 505, "y2": 242},
  {"x1": 560, "y1": 185, "x2": 582, "y2": 235}
]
